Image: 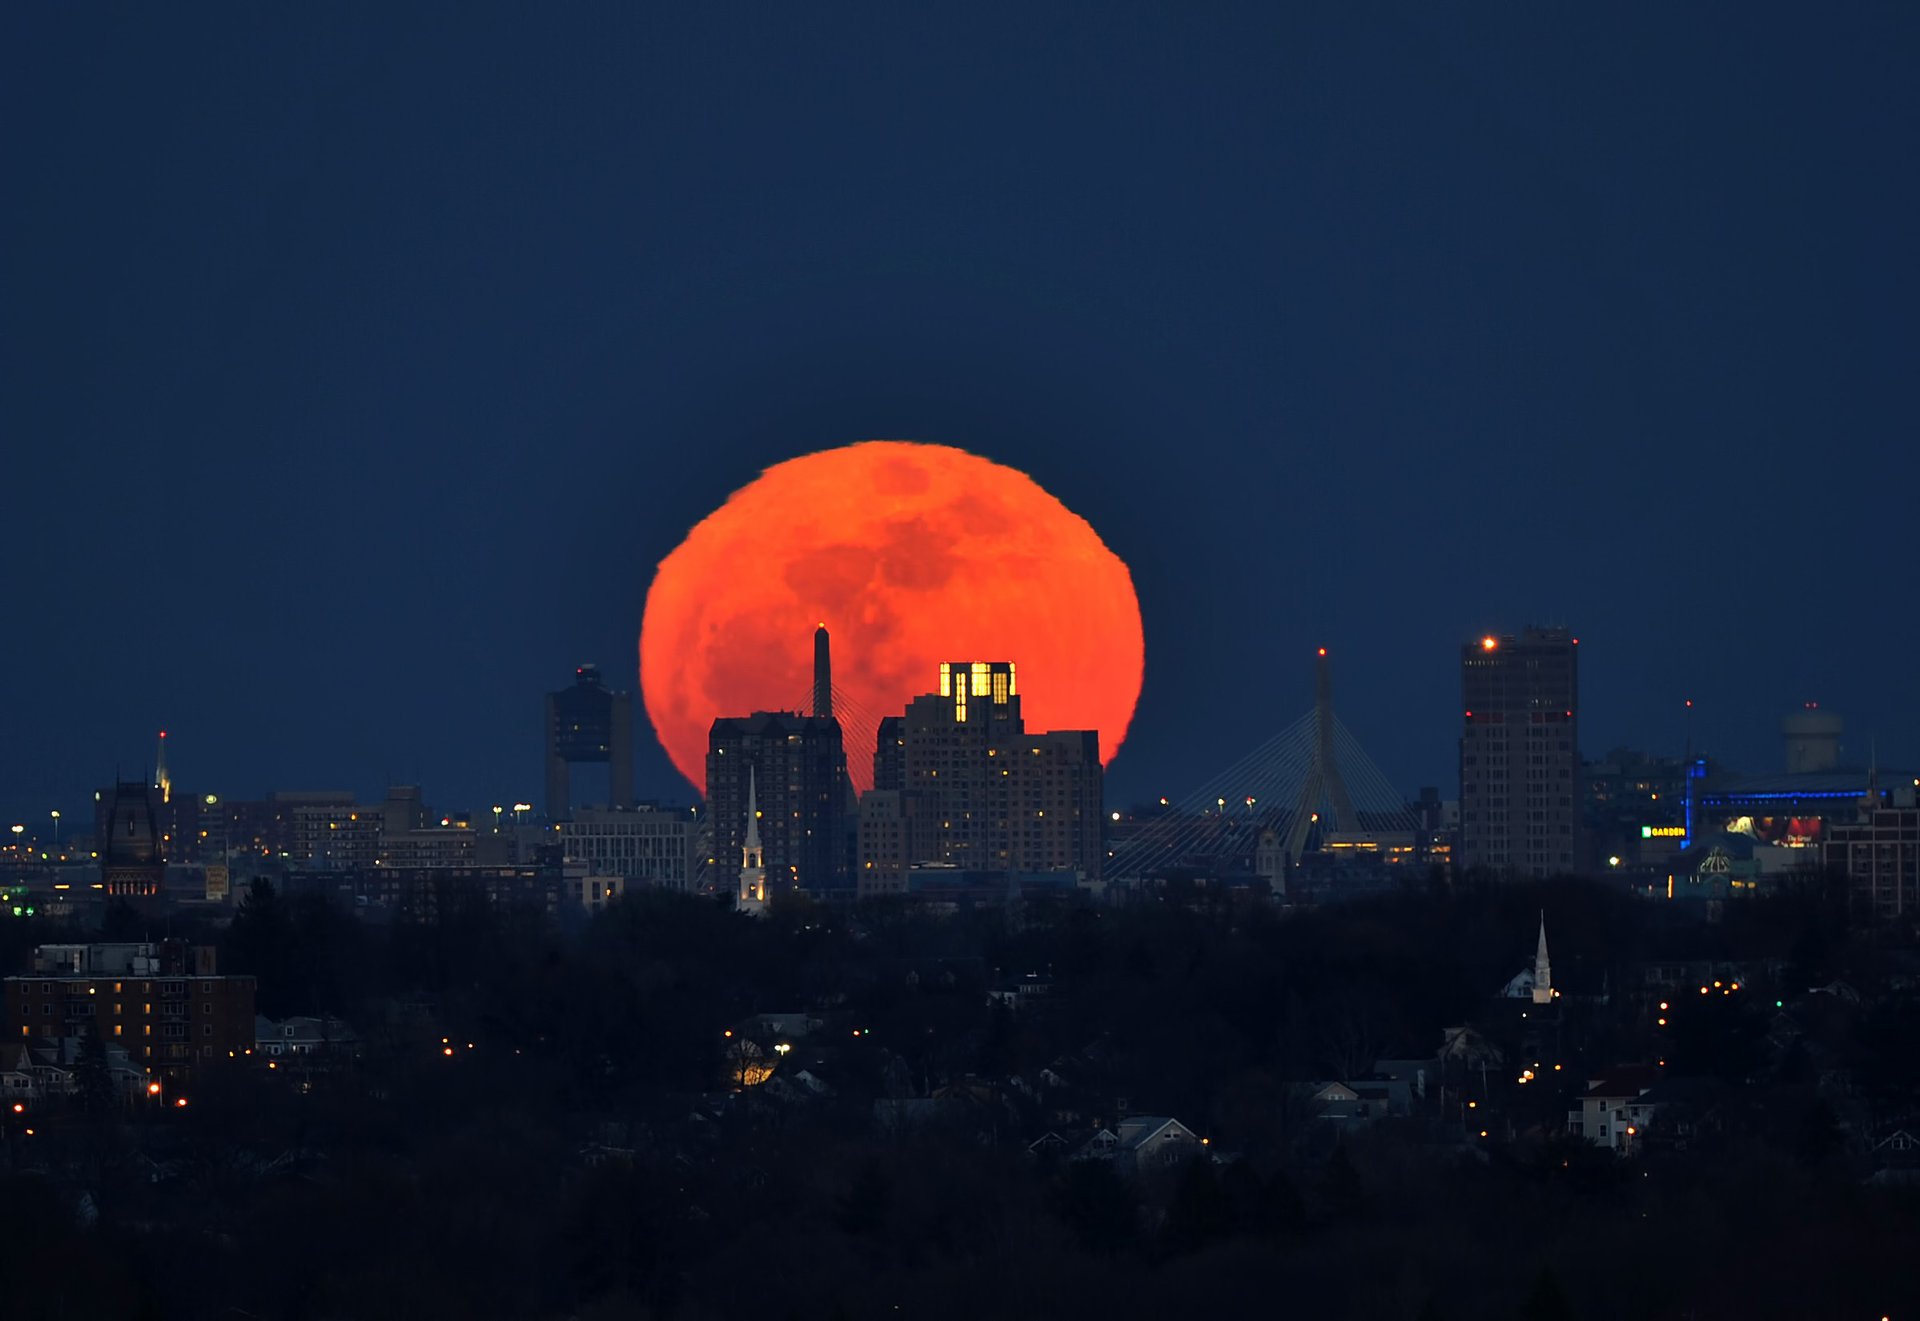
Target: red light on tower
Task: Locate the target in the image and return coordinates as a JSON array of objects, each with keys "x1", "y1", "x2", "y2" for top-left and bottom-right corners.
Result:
[
  {"x1": 1317, "y1": 647, "x2": 1327, "y2": 657},
  {"x1": 1480, "y1": 636, "x2": 1498, "y2": 651}
]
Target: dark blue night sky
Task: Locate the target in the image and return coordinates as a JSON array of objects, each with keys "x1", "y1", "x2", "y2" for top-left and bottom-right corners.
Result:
[{"x1": 4, "y1": 4, "x2": 1915, "y2": 819}]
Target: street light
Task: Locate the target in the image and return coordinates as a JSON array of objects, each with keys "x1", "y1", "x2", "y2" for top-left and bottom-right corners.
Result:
[
  {"x1": 49, "y1": 810, "x2": 60, "y2": 851},
  {"x1": 491, "y1": 806, "x2": 503, "y2": 833}
]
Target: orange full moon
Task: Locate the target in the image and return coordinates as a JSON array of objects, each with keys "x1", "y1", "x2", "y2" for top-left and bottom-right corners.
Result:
[{"x1": 639, "y1": 440, "x2": 1144, "y2": 794}]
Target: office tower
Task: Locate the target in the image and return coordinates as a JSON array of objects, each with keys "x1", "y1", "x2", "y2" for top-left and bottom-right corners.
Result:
[
  {"x1": 1460, "y1": 627, "x2": 1579, "y2": 876},
  {"x1": 861, "y1": 660, "x2": 1102, "y2": 889},
  {"x1": 707, "y1": 711, "x2": 849, "y2": 897},
  {"x1": 545, "y1": 665, "x2": 634, "y2": 820}
]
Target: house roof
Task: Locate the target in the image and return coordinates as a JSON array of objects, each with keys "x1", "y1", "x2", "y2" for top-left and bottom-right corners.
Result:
[
  {"x1": 1115, "y1": 1116, "x2": 1197, "y2": 1151},
  {"x1": 1582, "y1": 1065, "x2": 1663, "y2": 1100}
]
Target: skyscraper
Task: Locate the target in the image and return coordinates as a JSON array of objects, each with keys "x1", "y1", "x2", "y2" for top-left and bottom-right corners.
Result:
[
  {"x1": 707, "y1": 711, "x2": 849, "y2": 897},
  {"x1": 545, "y1": 665, "x2": 634, "y2": 821},
  {"x1": 861, "y1": 660, "x2": 1102, "y2": 893},
  {"x1": 1460, "y1": 627, "x2": 1579, "y2": 877}
]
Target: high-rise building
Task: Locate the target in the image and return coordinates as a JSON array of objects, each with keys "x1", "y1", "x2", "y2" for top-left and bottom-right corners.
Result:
[
  {"x1": 707, "y1": 712, "x2": 849, "y2": 897},
  {"x1": 1460, "y1": 627, "x2": 1579, "y2": 877},
  {"x1": 860, "y1": 661, "x2": 1102, "y2": 893},
  {"x1": 545, "y1": 665, "x2": 634, "y2": 821}
]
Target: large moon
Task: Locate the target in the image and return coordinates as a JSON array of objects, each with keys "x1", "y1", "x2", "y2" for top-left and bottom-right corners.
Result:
[{"x1": 640, "y1": 440, "x2": 1144, "y2": 794}]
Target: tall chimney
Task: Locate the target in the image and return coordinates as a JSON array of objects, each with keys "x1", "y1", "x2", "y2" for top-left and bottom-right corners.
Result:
[{"x1": 813, "y1": 625, "x2": 832, "y2": 719}]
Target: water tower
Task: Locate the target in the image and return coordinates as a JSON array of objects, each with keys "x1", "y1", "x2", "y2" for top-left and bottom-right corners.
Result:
[{"x1": 1782, "y1": 703, "x2": 1842, "y2": 773}]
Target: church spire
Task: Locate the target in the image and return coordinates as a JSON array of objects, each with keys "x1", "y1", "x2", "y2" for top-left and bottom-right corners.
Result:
[
  {"x1": 738, "y1": 764, "x2": 767, "y2": 915},
  {"x1": 1531, "y1": 912, "x2": 1553, "y2": 1005}
]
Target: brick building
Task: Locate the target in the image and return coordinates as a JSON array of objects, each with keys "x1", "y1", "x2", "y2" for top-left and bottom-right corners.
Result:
[{"x1": 2, "y1": 941, "x2": 256, "y2": 1085}]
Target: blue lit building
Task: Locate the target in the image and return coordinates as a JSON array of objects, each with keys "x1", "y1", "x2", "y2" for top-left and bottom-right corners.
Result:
[{"x1": 1691, "y1": 771, "x2": 1899, "y2": 852}]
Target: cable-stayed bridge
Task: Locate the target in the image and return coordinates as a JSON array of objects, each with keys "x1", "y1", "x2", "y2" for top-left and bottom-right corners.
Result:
[{"x1": 1106, "y1": 650, "x2": 1421, "y2": 882}]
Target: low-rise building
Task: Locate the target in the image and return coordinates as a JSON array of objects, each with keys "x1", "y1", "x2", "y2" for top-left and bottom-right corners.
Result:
[
  {"x1": 558, "y1": 806, "x2": 696, "y2": 893},
  {"x1": 2, "y1": 941, "x2": 255, "y2": 1085},
  {"x1": 1568, "y1": 1065, "x2": 1663, "y2": 1152}
]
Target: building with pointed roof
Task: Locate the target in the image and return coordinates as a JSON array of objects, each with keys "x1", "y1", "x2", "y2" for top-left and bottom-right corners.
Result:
[
  {"x1": 1532, "y1": 913, "x2": 1554, "y2": 1006},
  {"x1": 738, "y1": 766, "x2": 768, "y2": 916}
]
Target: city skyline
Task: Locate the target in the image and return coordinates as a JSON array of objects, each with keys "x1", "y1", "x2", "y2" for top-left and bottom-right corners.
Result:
[
  {"x1": 6, "y1": 6, "x2": 1915, "y2": 821},
  {"x1": 0, "y1": 621, "x2": 1906, "y2": 829}
]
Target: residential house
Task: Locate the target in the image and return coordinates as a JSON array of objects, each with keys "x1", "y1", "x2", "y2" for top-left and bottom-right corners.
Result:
[
  {"x1": 1112, "y1": 1115, "x2": 1206, "y2": 1175},
  {"x1": 1569, "y1": 1065, "x2": 1664, "y2": 1151}
]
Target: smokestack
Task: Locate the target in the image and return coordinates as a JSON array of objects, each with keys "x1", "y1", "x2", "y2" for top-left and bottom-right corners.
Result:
[{"x1": 813, "y1": 625, "x2": 832, "y2": 719}]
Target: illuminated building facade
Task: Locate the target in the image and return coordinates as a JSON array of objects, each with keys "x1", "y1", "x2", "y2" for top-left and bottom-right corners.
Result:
[
  {"x1": 865, "y1": 661, "x2": 1103, "y2": 886},
  {"x1": 545, "y1": 665, "x2": 635, "y2": 821},
  {"x1": 1583, "y1": 749, "x2": 1688, "y2": 868},
  {"x1": 2, "y1": 942, "x2": 255, "y2": 1085},
  {"x1": 1459, "y1": 627, "x2": 1579, "y2": 877},
  {"x1": 707, "y1": 712, "x2": 849, "y2": 897},
  {"x1": 287, "y1": 794, "x2": 381, "y2": 870}
]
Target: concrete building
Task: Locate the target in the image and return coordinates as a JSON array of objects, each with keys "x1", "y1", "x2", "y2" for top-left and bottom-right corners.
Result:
[
  {"x1": 1460, "y1": 627, "x2": 1579, "y2": 877},
  {"x1": 1783, "y1": 703, "x2": 1844, "y2": 773},
  {"x1": 863, "y1": 660, "x2": 1102, "y2": 887},
  {"x1": 2, "y1": 942, "x2": 255, "y2": 1085},
  {"x1": 557, "y1": 805, "x2": 696, "y2": 892},
  {"x1": 707, "y1": 712, "x2": 849, "y2": 898},
  {"x1": 284, "y1": 793, "x2": 380, "y2": 870},
  {"x1": 856, "y1": 789, "x2": 934, "y2": 898},
  {"x1": 378, "y1": 828, "x2": 479, "y2": 870},
  {"x1": 545, "y1": 665, "x2": 634, "y2": 820},
  {"x1": 281, "y1": 864, "x2": 564, "y2": 922}
]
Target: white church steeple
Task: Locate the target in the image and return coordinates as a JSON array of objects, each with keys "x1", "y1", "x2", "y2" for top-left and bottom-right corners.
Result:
[
  {"x1": 1531, "y1": 911, "x2": 1553, "y2": 1005},
  {"x1": 738, "y1": 764, "x2": 767, "y2": 916}
]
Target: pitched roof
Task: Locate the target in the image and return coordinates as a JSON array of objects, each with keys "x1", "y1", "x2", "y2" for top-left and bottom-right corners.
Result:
[{"x1": 1582, "y1": 1065, "x2": 1663, "y2": 1100}]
